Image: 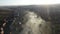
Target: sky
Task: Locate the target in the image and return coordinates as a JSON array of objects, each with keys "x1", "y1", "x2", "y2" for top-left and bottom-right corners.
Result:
[{"x1": 0, "y1": 0, "x2": 60, "y2": 6}]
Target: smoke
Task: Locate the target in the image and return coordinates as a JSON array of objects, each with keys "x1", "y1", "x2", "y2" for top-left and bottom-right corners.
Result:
[{"x1": 20, "y1": 11, "x2": 48, "y2": 34}]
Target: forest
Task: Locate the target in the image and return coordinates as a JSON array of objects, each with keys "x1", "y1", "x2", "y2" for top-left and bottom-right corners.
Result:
[{"x1": 0, "y1": 4, "x2": 60, "y2": 34}]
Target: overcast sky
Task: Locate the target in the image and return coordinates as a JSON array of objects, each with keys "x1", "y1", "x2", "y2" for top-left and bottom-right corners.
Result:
[{"x1": 0, "y1": 0, "x2": 60, "y2": 6}]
